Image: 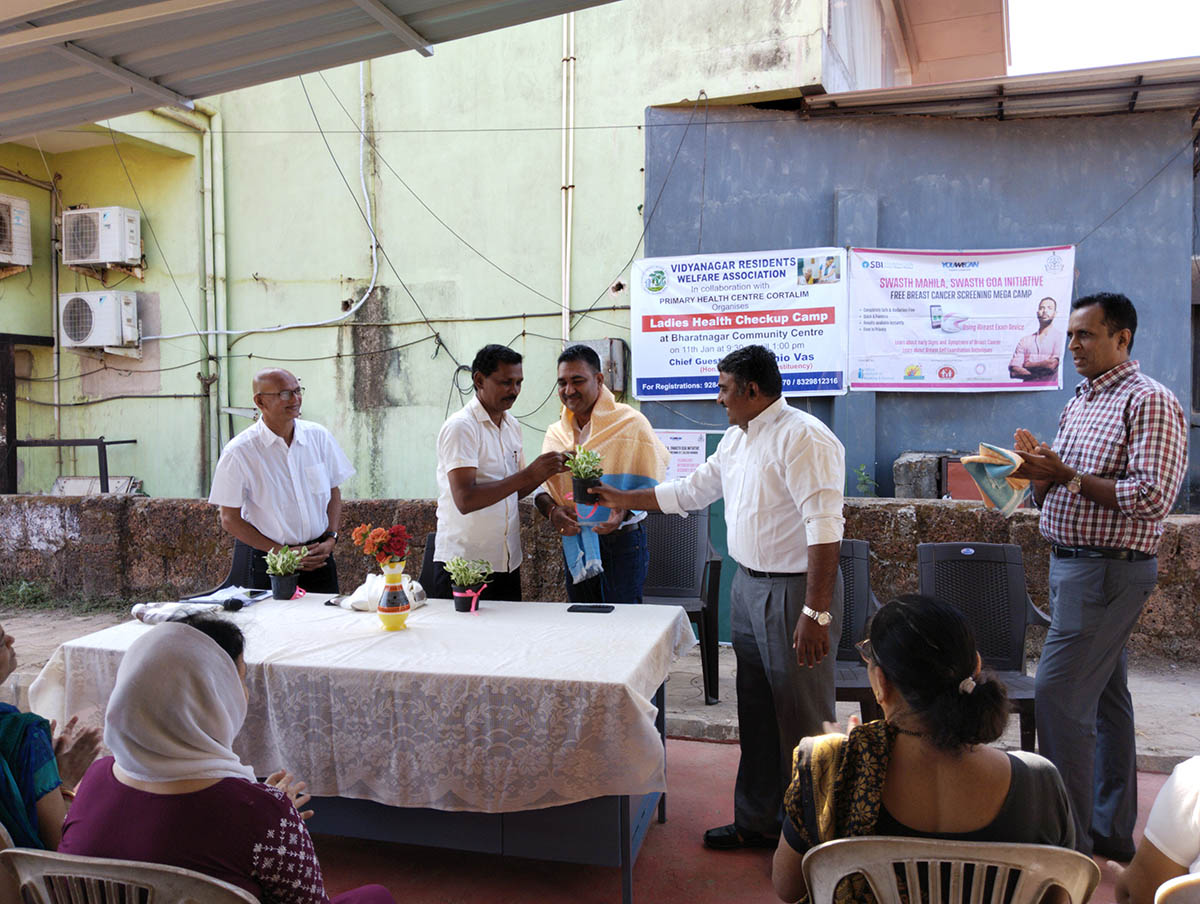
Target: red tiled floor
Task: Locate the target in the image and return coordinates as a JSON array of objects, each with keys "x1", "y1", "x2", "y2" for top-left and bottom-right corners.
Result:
[{"x1": 313, "y1": 740, "x2": 1169, "y2": 904}]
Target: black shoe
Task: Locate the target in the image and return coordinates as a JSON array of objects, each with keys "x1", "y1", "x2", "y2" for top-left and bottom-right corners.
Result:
[
  {"x1": 703, "y1": 823, "x2": 779, "y2": 850},
  {"x1": 1091, "y1": 836, "x2": 1136, "y2": 863}
]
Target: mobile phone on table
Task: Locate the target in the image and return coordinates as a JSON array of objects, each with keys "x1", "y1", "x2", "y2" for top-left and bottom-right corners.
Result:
[{"x1": 567, "y1": 604, "x2": 614, "y2": 613}]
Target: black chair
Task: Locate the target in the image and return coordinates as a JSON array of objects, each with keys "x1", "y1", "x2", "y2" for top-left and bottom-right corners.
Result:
[
  {"x1": 834, "y1": 539, "x2": 883, "y2": 722},
  {"x1": 642, "y1": 510, "x2": 722, "y2": 705},
  {"x1": 418, "y1": 531, "x2": 439, "y2": 591},
  {"x1": 184, "y1": 542, "x2": 256, "y2": 598},
  {"x1": 917, "y1": 542, "x2": 1051, "y2": 752}
]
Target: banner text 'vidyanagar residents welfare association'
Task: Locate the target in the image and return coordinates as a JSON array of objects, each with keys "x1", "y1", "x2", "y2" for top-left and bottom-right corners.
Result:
[{"x1": 631, "y1": 248, "x2": 848, "y2": 400}]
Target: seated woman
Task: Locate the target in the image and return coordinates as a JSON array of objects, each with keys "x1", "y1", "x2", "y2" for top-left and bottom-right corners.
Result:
[
  {"x1": 1, "y1": 620, "x2": 99, "y2": 849},
  {"x1": 772, "y1": 594, "x2": 1075, "y2": 904},
  {"x1": 59, "y1": 616, "x2": 394, "y2": 904},
  {"x1": 1114, "y1": 755, "x2": 1200, "y2": 904}
]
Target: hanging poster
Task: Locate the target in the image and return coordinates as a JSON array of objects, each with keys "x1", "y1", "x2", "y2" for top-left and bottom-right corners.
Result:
[
  {"x1": 654, "y1": 430, "x2": 708, "y2": 482},
  {"x1": 848, "y1": 246, "x2": 1075, "y2": 392},
  {"x1": 631, "y1": 247, "x2": 848, "y2": 400}
]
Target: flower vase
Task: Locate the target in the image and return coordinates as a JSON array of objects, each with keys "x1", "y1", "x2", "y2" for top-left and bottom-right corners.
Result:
[{"x1": 377, "y1": 559, "x2": 410, "y2": 631}]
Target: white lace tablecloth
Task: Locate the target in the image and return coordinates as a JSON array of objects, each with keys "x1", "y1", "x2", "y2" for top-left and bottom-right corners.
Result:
[{"x1": 30, "y1": 597, "x2": 696, "y2": 813}]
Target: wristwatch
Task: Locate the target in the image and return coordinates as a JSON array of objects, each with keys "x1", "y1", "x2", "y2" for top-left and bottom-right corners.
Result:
[
  {"x1": 324, "y1": 530, "x2": 338, "y2": 542},
  {"x1": 1065, "y1": 472, "x2": 1083, "y2": 495},
  {"x1": 802, "y1": 605, "x2": 832, "y2": 626}
]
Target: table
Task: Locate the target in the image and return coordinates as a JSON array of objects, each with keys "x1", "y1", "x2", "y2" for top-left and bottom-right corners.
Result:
[{"x1": 31, "y1": 596, "x2": 696, "y2": 902}]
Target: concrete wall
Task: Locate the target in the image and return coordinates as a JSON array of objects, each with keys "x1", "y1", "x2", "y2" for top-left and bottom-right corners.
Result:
[
  {"x1": 1, "y1": 0, "x2": 909, "y2": 501},
  {"x1": 642, "y1": 105, "x2": 1199, "y2": 507},
  {"x1": 2, "y1": 495, "x2": 1196, "y2": 658}
]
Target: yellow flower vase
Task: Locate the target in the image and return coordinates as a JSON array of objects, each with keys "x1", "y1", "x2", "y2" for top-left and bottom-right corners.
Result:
[{"x1": 377, "y1": 559, "x2": 410, "y2": 631}]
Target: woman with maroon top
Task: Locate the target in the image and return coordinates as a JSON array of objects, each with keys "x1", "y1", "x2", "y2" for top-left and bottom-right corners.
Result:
[{"x1": 59, "y1": 617, "x2": 393, "y2": 904}]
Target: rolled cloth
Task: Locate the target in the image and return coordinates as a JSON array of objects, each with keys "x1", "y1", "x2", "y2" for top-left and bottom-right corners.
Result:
[
  {"x1": 542, "y1": 385, "x2": 669, "y2": 583},
  {"x1": 104, "y1": 622, "x2": 256, "y2": 783},
  {"x1": 960, "y1": 442, "x2": 1031, "y2": 517}
]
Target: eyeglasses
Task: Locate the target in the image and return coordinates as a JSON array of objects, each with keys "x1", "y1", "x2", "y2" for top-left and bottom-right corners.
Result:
[
  {"x1": 259, "y1": 386, "x2": 303, "y2": 402},
  {"x1": 855, "y1": 638, "x2": 874, "y2": 665}
]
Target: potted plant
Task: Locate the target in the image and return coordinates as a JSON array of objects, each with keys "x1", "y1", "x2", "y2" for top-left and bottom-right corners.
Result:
[
  {"x1": 443, "y1": 557, "x2": 493, "y2": 612},
  {"x1": 567, "y1": 445, "x2": 604, "y2": 511},
  {"x1": 265, "y1": 545, "x2": 308, "y2": 600}
]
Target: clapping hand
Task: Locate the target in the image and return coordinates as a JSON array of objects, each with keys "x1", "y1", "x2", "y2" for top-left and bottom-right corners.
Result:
[
  {"x1": 267, "y1": 770, "x2": 314, "y2": 820},
  {"x1": 51, "y1": 715, "x2": 102, "y2": 789},
  {"x1": 822, "y1": 715, "x2": 862, "y2": 736},
  {"x1": 1012, "y1": 428, "x2": 1068, "y2": 481}
]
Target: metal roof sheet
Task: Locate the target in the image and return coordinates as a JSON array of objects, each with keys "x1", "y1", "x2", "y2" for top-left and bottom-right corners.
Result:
[
  {"x1": 795, "y1": 56, "x2": 1200, "y2": 121},
  {"x1": 0, "y1": 0, "x2": 616, "y2": 140}
]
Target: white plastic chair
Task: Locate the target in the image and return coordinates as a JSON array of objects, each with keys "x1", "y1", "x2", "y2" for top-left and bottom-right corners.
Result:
[
  {"x1": 801, "y1": 837, "x2": 1100, "y2": 904},
  {"x1": 0, "y1": 848, "x2": 259, "y2": 903},
  {"x1": 1156, "y1": 874, "x2": 1200, "y2": 904}
]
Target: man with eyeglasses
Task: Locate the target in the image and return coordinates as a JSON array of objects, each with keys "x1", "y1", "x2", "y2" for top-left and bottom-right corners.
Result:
[{"x1": 208, "y1": 367, "x2": 354, "y2": 594}]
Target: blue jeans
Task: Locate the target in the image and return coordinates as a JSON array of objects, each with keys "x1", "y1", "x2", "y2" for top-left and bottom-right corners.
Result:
[{"x1": 564, "y1": 523, "x2": 649, "y2": 604}]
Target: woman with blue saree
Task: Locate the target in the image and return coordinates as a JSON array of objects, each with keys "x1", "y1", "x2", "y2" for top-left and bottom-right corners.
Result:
[{"x1": 0, "y1": 621, "x2": 99, "y2": 849}]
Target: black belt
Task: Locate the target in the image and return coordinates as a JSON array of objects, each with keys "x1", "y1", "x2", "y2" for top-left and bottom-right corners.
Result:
[
  {"x1": 743, "y1": 566, "x2": 804, "y2": 579},
  {"x1": 1052, "y1": 545, "x2": 1155, "y2": 562},
  {"x1": 617, "y1": 520, "x2": 643, "y2": 534}
]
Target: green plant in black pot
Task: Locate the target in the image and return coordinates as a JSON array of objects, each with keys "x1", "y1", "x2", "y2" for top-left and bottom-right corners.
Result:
[
  {"x1": 265, "y1": 545, "x2": 307, "y2": 600},
  {"x1": 444, "y1": 557, "x2": 493, "y2": 612},
  {"x1": 566, "y1": 445, "x2": 604, "y2": 513}
]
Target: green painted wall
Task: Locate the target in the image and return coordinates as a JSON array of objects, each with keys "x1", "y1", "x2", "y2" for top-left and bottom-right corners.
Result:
[{"x1": 0, "y1": 0, "x2": 874, "y2": 500}]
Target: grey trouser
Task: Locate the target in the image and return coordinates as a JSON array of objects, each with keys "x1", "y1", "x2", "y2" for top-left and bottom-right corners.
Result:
[
  {"x1": 731, "y1": 566, "x2": 843, "y2": 836},
  {"x1": 1035, "y1": 555, "x2": 1158, "y2": 855}
]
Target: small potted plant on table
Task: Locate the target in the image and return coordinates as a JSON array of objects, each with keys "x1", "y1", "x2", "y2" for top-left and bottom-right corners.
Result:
[
  {"x1": 444, "y1": 557, "x2": 493, "y2": 612},
  {"x1": 567, "y1": 445, "x2": 604, "y2": 515},
  {"x1": 265, "y1": 545, "x2": 308, "y2": 600}
]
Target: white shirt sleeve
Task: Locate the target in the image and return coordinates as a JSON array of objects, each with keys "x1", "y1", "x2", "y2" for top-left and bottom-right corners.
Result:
[
  {"x1": 785, "y1": 433, "x2": 845, "y2": 547},
  {"x1": 439, "y1": 416, "x2": 480, "y2": 473},
  {"x1": 1143, "y1": 756, "x2": 1200, "y2": 872},
  {"x1": 655, "y1": 436, "x2": 726, "y2": 515},
  {"x1": 207, "y1": 450, "x2": 246, "y2": 508}
]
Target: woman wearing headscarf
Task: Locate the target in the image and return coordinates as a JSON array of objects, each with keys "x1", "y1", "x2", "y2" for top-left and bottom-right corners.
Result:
[
  {"x1": 772, "y1": 595, "x2": 1075, "y2": 904},
  {"x1": 60, "y1": 617, "x2": 393, "y2": 903}
]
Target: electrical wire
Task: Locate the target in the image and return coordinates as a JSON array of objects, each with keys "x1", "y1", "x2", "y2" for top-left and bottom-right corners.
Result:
[
  {"x1": 570, "y1": 95, "x2": 704, "y2": 330},
  {"x1": 696, "y1": 90, "x2": 709, "y2": 253},
  {"x1": 143, "y1": 68, "x2": 381, "y2": 343},
  {"x1": 1075, "y1": 134, "x2": 1195, "y2": 246},
  {"x1": 297, "y1": 75, "x2": 461, "y2": 369},
  {"x1": 105, "y1": 123, "x2": 210, "y2": 357},
  {"x1": 317, "y1": 71, "x2": 560, "y2": 309}
]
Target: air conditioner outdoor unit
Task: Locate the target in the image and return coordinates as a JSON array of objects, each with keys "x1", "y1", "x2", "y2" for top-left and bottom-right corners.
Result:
[
  {"x1": 58, "y1": 292, "x2": 139, "y2": 348},
  {"x1": 61, "y1": 206, "x2": 140, "y2": 266},
  {"x1": 0, "y1": 192, "x2": 33, "y2": 267}
]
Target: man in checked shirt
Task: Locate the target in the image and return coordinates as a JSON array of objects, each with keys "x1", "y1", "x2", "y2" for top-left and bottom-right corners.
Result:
[{"x1": 1013, "y1": 292, "x2": 1187, "y2": 862}]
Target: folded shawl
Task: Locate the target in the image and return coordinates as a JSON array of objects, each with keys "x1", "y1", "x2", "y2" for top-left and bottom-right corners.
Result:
[{"x1": 542, "y1": 386, "x2": 669, "y2": 583}]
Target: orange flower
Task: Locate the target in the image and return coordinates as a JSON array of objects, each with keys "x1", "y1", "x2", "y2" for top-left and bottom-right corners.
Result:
[{"x1": 351, "y1": 524, "x2": 371, "y2": 547}]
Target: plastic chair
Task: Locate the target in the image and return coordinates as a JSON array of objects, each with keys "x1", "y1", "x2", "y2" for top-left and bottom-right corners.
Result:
[
  {"x1": 0, "y1": 848, "x2": 259, "y2": 903},
  {"x1": 917, "y1": 542, "x2": 1049, "y2": 752},
  {"x1": 802, "y1": 837, "x2": 1100, "y2": 904},
  {"x1": 835, "y1": 539, "x2": 883, "y2": 722},
  {"x1": 0, "y1": 821, "x2": 12, "y2": 850},
  {"x1": 642, "y1": 510, "x2": 722, "y2": 704},
  {"x1": 1157, "y1": 874, "x2": 1200, "y2": 904}
]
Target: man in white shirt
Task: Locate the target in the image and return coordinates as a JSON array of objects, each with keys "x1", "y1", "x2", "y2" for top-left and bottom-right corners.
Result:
[
  {"x1": 1114, "y1": 755, "x2": 1200, "y2": 904},
  {"x1": 429, "y1": 344, "x2": 570, "y2": 601},
  {"x1": 591, "y1": 345, "x2": 845, "y2": 850},
  {"x1": 208, "y1": 368, "x2": 355, "y2": 593}
]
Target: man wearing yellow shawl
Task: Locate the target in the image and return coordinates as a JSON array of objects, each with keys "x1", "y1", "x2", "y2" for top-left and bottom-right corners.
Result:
[{"x1": 534, "y1": 345, "x2": 669, "y2": 603}]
